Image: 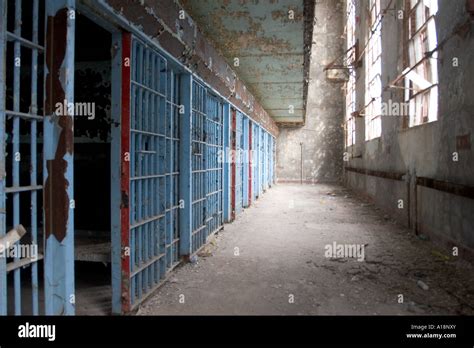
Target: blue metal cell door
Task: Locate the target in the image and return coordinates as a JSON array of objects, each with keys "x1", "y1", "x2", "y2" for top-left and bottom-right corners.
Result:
[
  {"x1": 242, "y1": 116, "x2": 249, "y2": 208},
  {"x1": 263, "y1": 132, "x2": 269, "y2": 191},
  {"x1": 205, "y1": 93, "x2": 224, "y2": 238},
  {"x1": 0, "y1": 0, "x2": 46, "y2": 316},
  {"x1": 234, "y1": 111, "x2": 243, "y2": 215},
  {"x1": 269, "y1": 136, "x2": 274, "y2": 187},
  {"x1": 191, "y1": 80, "x2": 207, "y2": 252},
  {"x1": 252, "y1": 124, "x2": 259, "y2": 201},
  {"x1": 118, "y1": 35, "x2": 180, "y2": 313},
  {"x1": 190, "y1": 82, "x2": 224, "y2": 253},
  {"x1": 1, "y1": 0, "x2": 77, "y2": 316},
  {"x1": 259, "y1": 127, "x2": 265, "y2": 196}
]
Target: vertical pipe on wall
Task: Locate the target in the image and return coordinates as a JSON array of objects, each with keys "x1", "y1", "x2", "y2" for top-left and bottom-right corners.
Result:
[
  {"x1": 43, "y1": 0, "x2": 76, "y2": 315},
  {"x1": 300, "y1": 142, "x2": 304, "y2": 185}
]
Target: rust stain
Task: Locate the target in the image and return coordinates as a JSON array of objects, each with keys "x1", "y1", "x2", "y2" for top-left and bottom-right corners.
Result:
[
  {"x1": 456, "y1": 134, "x2": 471, "y2": 151},
  {"x1": 44, "y1": 8, "x2": 73, "y2": 242}
]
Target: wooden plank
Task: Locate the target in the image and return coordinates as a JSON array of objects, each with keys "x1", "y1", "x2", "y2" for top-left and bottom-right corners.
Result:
[
  {"x1": 0, "y1": 225, "x2": 26, "y2": 251},
  {"x1": 7, "y1": 254, "x2": 44, "y2": 273}
]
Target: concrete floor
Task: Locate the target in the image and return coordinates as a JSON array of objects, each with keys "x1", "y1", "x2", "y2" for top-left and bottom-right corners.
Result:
[{"x1": 138, "y1": 184, "x2": 474, "y2": 315}]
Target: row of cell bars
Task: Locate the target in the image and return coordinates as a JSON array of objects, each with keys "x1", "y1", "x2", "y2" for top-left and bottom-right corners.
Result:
[
  {"x1": 235, "y1": 113, "x2": 274, "y2": 213},
  {"x1": 257, "y1": 123, "x2": 274, "y2": 199},
  {"x1": 0, "y1": 0, "x2": 274, "y2": 312},
  {"x1": 129, "y1": 38, "x2": 181, "y2": 305},
  {"x1": 234, "y1": 110, "x2": 243, "y2": 215},
  {"x1": 191, "y1": 81, "x2": 224, "y2": 253},
  {"x1": 0, "y1": 0, "x2": 44, "y2": 316}
]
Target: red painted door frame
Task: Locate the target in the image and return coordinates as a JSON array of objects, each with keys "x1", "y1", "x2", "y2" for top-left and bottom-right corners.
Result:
[{"x1": 120, "y1": 32, "x2": 132, "y2": 313}]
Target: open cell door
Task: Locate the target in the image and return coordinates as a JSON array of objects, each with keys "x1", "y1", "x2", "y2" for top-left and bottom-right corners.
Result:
[{"x1": 116, "y1": 33, "x2": 181, "y2": 314}]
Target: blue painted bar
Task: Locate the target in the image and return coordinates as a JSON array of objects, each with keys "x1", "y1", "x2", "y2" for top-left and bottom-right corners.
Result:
[
  {"x1": 205, "y1": 93, "x2": 224, "y2": 238},
  {"x1": 179, "y1": 74, "x2": 192, "y2": 258},
  {"x1": 262, "y1": 131, "x2": 266, "y2": 191},
  {"x1": 191, "y1": 80, "x2": 206, "y2": 252},
  {"x1": 135, "y1": 41, "x2": 143, "y2": 303},
  {"x1": 111, "y1": 31, "x2": 123, "y2": 315},
  {"x1": 255, "y1": 125, "x2": 260, "y2": 199},
  {"x1": 0, "y1": 0, "x2": 46, "y2": 315},
  {"x1": 30, "y1": 0, "x2": 39, "y2": 315},
  {"x1": 258, "y1": 125, "x2": 262, "y2": 198},
  {"x1": 126, "y1": 37, "x2": 182, "y2": 308},
  {"x1": 13, "y1": 0, "x2": 22, "y2": 316},
  {"x1": 259, "y1": 126, "x2": 264, "y2": 197},
  {"x1": 169, "y1": 70, "x2": 180, "y2": 267},
  {"x1": 252, "y1": 122, "x2": 258, "y2": 201},
  {"x1": 0, "y1": 0, "x2": 7, "y2": 316},
  {"x1": 235, "y1": 111, "x2": 243, "y2": 215},
  {"x1": 223, "y1": 103, "x2": 231, "y2": 222},
  {"x1": 269, "y1": 136, "x2": 275, "y2": 187},
  {"x1": 43, "y1": 0, "x2": 76, "y2": 316},
  {"x1": 242, "y1": 116, "x2": 249, "y2": 208}
]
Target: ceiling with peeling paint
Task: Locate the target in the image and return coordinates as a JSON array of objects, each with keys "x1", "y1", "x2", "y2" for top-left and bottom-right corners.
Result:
[{"x1": 181, "y1": 0, "x2": 310, "y2": 124}]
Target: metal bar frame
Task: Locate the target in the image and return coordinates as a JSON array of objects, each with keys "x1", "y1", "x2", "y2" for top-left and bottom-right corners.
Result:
[
  {"x1": 111, "y1": 30, "x2": 123, "y2": 315},
  {"x1": 234, "y1": 110, "x2": 243, "y2": 215},
  {"x1": 242, "y1": 116, "x2": 249, "y2": 208},
  {"x1": 0, "y1": 0, "x2": 7, "y2": 316},
  {"x1": 248, "y1": 121, "x2": 253, "y2": 205},
  {"x1": 43, "y1": 0, "x2": 76, "y2": 315},
  {"x1": 119, "y1": 31, "x2": 132, "y2": 313},
  {"x1": 223, "y1": 103, "x2": 231, "y2": 222},
  {"x1": 230, "y1": 107, "x2": 236, "y2": 221},
  {"x1": 205, "y1": 93, "x2": 224, "y2": 239}
]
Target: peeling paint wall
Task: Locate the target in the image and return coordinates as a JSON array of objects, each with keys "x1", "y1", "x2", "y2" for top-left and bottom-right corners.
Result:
[
  {"x1": 344, "y1": 0, "x2": 474, "y2": 258},
  {"x1": 104, "y1": 0, "x2": 279, "y2": 136},
  {"x1": 180, "y1": 0, "x2": 311, "y2": 124},
  {"x1": 277, "y1": 0, "x2": 345, "y2": 183}
]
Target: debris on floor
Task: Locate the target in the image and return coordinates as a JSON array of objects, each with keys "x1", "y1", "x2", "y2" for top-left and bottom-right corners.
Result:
[{"x1": 138, "y1": 184, "x2": 474, "y2": 316}]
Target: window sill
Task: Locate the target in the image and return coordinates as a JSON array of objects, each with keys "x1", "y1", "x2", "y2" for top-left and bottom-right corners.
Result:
[{"x1": 399, "y1": 119, "x2": 438, "y2": 133}]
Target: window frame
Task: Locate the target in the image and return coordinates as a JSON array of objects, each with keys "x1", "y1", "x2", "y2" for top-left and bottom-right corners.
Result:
[
  {"x1": 345, "y1": 0, "x2": 357, "y2": 147},
  {"x1": 404, "y1": 0, "x2": 439, "y2": 127},
  {"x1": 365, "y1": 0, "x2": 383, "y2": 141}
]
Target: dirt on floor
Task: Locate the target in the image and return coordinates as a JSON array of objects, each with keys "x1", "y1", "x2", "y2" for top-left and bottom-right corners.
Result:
[{"x1": 137, "y1": 184, "x2": 474, "y2": 315}]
